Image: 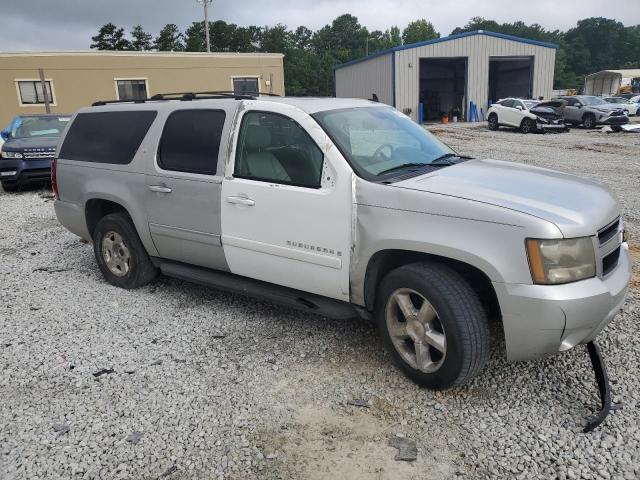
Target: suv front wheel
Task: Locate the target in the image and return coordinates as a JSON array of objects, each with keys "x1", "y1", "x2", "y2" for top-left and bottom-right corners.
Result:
[
  {"x1": 376, "y1": 262, "x2": 490, "y2": 389},
  {"x1": 93, "y1": 212, "x2": 158, "y2": 289}
]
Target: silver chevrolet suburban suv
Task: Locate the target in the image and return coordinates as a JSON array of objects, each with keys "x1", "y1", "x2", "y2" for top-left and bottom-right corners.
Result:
[{"x1": 53, "y1": 93, "x2": 631, "y2": 390}]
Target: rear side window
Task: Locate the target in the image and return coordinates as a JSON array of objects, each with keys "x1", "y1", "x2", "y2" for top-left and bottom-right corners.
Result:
[
  {"x1": 60, "y1": 111, "x2": 156, "y2": 164},
  {"x1": 501, "y1": 99, "x2": 515, "y2": 108},
  {"x1": 158, "y1": 109, "x2": 226, "y2": 175}
]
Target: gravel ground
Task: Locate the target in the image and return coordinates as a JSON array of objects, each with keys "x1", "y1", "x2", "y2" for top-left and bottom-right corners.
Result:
[{"x1": 1, "y1": 123, "x2": 639, "y2": 480}]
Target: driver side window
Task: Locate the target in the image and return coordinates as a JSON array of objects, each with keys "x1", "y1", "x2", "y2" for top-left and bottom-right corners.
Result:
[{"x1": 234, "y1": 111, "x2": 324, "y2": 189}]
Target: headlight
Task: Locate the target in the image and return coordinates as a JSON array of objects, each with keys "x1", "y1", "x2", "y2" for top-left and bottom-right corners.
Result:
[
  {"x1": 536, "y1": 116, "x2": 549, "y2": 124},
  {"x1": 526, "y1": 237, "x2": 596, "y2": 284},
  {"x1": 1, "y1": 151, "x2": 23, "y2": 159}
]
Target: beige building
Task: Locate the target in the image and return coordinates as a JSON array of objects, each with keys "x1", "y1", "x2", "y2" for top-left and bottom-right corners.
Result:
[{"x1": 0, "y1": 51, "x2": 285, "y2": 125}]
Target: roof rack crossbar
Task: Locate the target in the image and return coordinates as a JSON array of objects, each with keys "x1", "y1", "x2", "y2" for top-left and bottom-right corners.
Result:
[{"x1": 92, "y1": 90, "x2": 280, "y2": 106}]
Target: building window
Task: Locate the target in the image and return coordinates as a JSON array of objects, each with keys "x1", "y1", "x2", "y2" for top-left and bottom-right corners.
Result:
[
  {"x1": 17, "y1": 80, "x2": 54, "y2": 105},
  {"x1": 116, "y1": 79, "x2": 148, "y2": 101},
  {"x1": 232, "y1": 77, "x2": 259, "y2": 95}
]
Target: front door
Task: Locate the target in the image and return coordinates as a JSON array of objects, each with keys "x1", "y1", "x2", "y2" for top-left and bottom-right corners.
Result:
[
  {"x1": 221, "y1": 102, "x2": 352, "y2": 301},
  {"x1": 145, "y1": 106, "x2": 234, "y2": 271}
]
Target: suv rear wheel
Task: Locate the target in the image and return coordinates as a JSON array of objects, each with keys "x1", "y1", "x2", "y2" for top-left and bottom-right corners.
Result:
[
  {"x1": 488, "y1": 114, "x2": 499, "y2": 130},
  {"x1": 93, "y1": 212, "x2": 158, "y2": 289},
  {"x1": 376, "y1": 262, "x2": 490, "y2": 389}
]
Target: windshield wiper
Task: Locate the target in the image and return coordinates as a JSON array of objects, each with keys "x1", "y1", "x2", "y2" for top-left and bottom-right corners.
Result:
[
  {"x1": 429, "y1": 153, "x2": 459, "y2": 165},
  {"x1": 377, "y1": 162, "x2": 429, "y2": 176}
]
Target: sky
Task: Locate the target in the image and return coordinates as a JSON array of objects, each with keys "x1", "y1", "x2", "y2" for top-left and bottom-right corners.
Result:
[{"x1": 2, "y1": 0, "x2": 640, "y2": 51}]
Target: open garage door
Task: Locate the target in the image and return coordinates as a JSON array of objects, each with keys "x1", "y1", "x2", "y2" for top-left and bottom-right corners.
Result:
[
  {"x1": 419, "y1": 58, "x2": 467, "y2": 122},
  {"x1": 489, "y1": 57, "x2": 533, "y2": 103}
]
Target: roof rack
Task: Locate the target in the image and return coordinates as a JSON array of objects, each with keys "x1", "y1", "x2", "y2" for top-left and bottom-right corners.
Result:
[{"x1": 91, "y1": 90, "x2": 280, "y2": 107}]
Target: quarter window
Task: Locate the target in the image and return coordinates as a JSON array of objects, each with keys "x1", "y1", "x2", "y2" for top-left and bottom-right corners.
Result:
[
  {"x1": 60, "y1": 111, "x2": 157, "y2": 164},
  {"x1": 233, "y1": 77, "x2": 259, "y2": 95},
  {"x1": 116, "y1": 79, "x2": 148, "y2": 101},
  {"x1": 17, "y1": 80, "x2": 54, "y2": 105},
  {"x1": 234, "y1": 111, "x2": 324, "y2": 188},
  {"x1": 158, "y1": 110, "x2": 226, "y2": 175}
]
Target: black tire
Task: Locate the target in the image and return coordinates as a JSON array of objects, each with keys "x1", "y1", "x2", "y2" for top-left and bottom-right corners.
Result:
[
  {"x1": 583, "y1": 113, "x2": 596, "y2": 129},
  {"x1": 376, "y1": 262, "x2": 490, "y2": 390},
  {"x1": 488, "y1": 114, "x2": 499, "y2": 131},
  {"x1": 93, "y1": 212, "x2": 158, "y2": 289},
  {"x1": 1, "y1": 182, "x2": 19, "y2": 192},
  {"x1": 520, "y1": 118, "x2": 535, "y2": 134}
]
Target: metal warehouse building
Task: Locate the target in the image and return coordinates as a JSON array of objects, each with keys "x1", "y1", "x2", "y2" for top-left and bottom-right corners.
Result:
[{"x1": 335, "y1": 30, "x2": 557, "y2": 123}]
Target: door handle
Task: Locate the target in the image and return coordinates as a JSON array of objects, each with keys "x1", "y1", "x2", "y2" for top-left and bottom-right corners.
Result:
[
  {"x1": 226, "y1": 195, "x2": 255, "y2": 206},
  {"x1": 148, "y1": 185, "x2": 172, "y2": 194}
]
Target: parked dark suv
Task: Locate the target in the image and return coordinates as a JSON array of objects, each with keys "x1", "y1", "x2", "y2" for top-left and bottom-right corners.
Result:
[{"x1": 0, "y1": 114, "x2": 70, "y2": 191}]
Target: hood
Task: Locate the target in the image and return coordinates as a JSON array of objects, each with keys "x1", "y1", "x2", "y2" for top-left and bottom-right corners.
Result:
[
  {"x1": 393, "y1": 159, "x2": 619, "y2": 238},
  {"x1": 592, "y1": 103, "x2": 626, "y2": 112},
  {"x1": 2, "y1": 136, "x2": 60, "y2": 151},
  {"x1": 531, "y1": 100, "x2": 565, "y2": 115}
]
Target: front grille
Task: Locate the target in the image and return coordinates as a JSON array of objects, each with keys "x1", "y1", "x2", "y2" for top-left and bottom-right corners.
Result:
[
  {"x1": 602, "y1": 247, "x2": 621, "y2": 276},
  {"x1": 598, "y1": 218, "x2": 620, "y2": 245},
  {"x1": 24, "y1": 152, "x2": 55, "y2": 159},
  {"x1": 609, "y1": 110, "x2": 624, "y2": 116}
]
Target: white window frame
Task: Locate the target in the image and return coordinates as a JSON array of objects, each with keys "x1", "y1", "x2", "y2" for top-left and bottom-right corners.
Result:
[
  {"x1": 230, "y1": 75, "x2": 261, "y2": 94},
  {"x1": 15, "y1": 78, "x2": 57, "y2": 107},
  {"x1": 114, "y1": 77, "x2": 150, "y2": 101}
]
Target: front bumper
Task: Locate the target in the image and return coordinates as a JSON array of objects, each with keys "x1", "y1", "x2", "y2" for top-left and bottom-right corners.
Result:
[
  {"x1": 494, "y1": 243, "x2": 631, "y2": 362},
  {"x1": 0, "y1": 158, "x2": 52, "y2": 184},
  {"x1": 598, "y1": 115, "x2": 629, "y2": 125}
]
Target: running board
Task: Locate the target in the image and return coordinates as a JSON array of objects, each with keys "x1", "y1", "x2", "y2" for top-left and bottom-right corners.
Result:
[{"x1": 158, "y1": 259, "x2": 357, "y2": 320}]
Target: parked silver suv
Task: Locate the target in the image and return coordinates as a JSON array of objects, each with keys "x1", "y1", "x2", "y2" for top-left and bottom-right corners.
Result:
[
  {"x1": 53, "y1": 93, "x2": 630, "y2": 390},
  {"x1": 555, "y1": 95, "x2": 629, "y2": 128}
]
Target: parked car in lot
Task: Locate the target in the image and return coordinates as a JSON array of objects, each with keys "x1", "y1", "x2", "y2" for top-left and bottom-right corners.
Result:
[
  {"x1": 53, "y1": 94, "x2": 630, "y2": 390},
  {"x1": 487, "y1": 98, "x2": 567, "y2": 133},
  {"x1": 0, "y1": 114, "x2": 70, "y2": 191},
  {"x1": 555, "y1": 95, "x2": 629, "y2": 128},
  {"x1": 603, "y1": 96, "x2": 639, "y2": 116}
]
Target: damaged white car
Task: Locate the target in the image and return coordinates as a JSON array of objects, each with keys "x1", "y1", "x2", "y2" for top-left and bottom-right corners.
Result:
[{"x1": 487, "y1": 98, "x2": 568, "y2": 133}]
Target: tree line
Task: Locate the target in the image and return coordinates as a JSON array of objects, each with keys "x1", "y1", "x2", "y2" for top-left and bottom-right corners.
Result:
[{"x1": 91, "y1": 15, "x2": 640, "y2": 95}]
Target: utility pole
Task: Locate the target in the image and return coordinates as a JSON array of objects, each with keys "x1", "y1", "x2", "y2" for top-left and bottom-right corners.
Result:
[
  {"x1": 38, "y1": 68, "x2": 51, "y2": 114},
  {"x1": 196, "y1": 0, "x2": 213, "y2": 52}
]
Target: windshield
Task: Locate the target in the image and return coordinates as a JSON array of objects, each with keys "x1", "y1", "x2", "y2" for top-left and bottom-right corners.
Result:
[
  {"x1": 580, "y1": 96, "x2": 606, "y2": 106},
  {"x1": 10, "y1": 116, "x2": 70, "y2": 139},
  {"x1": 606, "y1": 98, "x2": 626, "y2": 104},
  {"x1": 313, "y1": 107, "x2": 456, "y2": 178}
]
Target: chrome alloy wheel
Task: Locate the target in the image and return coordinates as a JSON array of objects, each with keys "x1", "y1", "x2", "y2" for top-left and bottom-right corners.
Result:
[
  {"x1": 385, "y1": 288, "x2": 447, "y2": 373},
  {"x1": 101, "y1": 231, "x2": 131, "y2": 277}
]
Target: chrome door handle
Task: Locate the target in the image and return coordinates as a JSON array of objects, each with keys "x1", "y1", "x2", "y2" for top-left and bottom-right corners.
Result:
[
  {"x1": 148, "y1": 185, "x2": 172, "y2": 194},
  {"x1": 226, "y1": 195, "x2": 255, "y2": 206}
]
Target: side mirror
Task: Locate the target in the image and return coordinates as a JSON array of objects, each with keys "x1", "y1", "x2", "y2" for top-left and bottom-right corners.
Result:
[
  {"x1": 515, "y1": 106, "x2": 523, "y2": 111},
  {"x1": 0, "y1": 130, "x2": 8, "y2": 141},
  {"x1": 575, "y1": 103, "x2": 583, "y2": 108}
]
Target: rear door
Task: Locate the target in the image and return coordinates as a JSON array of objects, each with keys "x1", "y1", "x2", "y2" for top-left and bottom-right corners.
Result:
[
  {"x1": 563, "y1": 98, "x2": 581, "y2": 123},
  {"x1": 144, "y1": 103, "x2": 237, "y2": 271},
  {"x1": 220, "y1": 101, "x2": 353, "y2": 301}
]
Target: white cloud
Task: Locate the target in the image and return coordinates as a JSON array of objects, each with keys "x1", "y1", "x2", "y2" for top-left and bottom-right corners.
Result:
[{"x1": 1, "y1": 0, "x2": 639, "y2": 51}]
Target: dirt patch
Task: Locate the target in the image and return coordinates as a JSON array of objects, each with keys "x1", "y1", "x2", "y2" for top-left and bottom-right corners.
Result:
[
  {"x1": 573, "y1": 142, "x2": 635, "y2": 156},
  {"x1": 252, "y1": 404, "x2": 454, "y2": 480}
]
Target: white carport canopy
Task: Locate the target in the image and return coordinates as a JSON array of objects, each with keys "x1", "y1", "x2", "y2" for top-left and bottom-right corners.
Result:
[{"x1": 584, "y1": 69, "x2": 640, "y2": 95}]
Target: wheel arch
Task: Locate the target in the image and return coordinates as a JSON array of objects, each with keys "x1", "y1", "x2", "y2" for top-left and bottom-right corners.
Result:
[{"x1": 363, "y1": 249, "x2": 502, "y2": 326}]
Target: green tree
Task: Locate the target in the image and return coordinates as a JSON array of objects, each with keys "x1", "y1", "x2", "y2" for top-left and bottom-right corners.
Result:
[
  {"x1": 402, "y1": 19, "x2": 439, "y2": 45},
  {"x1": 154, "y1": 24, "x2": 184, "y2": 51},
  {"x1": 90, "y1": 23, "x2": 131, "y2": 50},
  {"x1": 260, "y1": 24, "x2": 289, "y2": 53},
  {"x1": 130, "y1": 25, "x2": 152, "y2": 51},
  {"x1": 184, "y1": 21, "x2": 206, "y2": 51}
]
